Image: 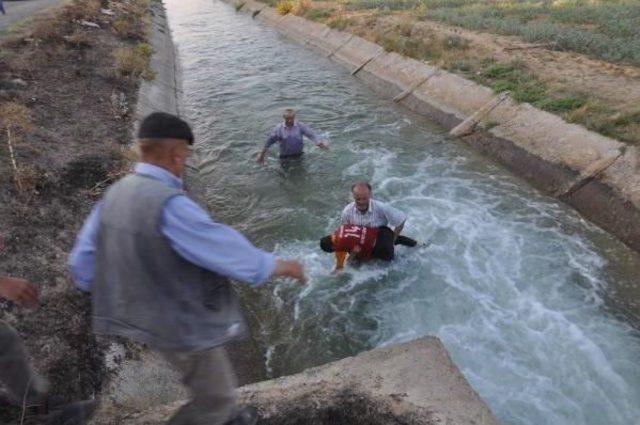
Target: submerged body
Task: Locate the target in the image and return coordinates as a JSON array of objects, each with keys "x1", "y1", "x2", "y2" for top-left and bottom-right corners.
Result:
[{"x1": 321, "y1": 224, "x2": 418, "y2": 269}]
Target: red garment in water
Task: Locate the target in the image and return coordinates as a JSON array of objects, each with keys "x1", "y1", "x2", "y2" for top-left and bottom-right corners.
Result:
[{"x1": 332, "y1": 225, "x2": 379, "y2": 268}]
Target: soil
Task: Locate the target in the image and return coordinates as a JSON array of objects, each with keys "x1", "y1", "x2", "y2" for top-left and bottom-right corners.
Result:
[
  {"x1": 407, "y1": 18, "x2": 640, "y2": 111},
  {"x1": 309, "y1": 3, "x2": 640, "y2": 143},
  {"x1": 0, "y1": 0, "x2": 147, "y2": 421}
]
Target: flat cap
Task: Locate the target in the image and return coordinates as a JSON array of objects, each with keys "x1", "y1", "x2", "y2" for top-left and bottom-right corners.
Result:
[{"x1": 137, "y1": 112, "x2": 194, "y2": 145}]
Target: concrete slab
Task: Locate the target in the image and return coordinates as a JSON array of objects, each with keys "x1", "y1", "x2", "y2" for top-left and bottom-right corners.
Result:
[{"x1": 113, "y1": 337, "x2": 501, "y2": 425}]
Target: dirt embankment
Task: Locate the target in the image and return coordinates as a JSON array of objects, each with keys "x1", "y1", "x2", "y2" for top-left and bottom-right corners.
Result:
[
  {"x1": 0, "y1": 0, "x2": 155, "y2": 421},
  {"x1": 280, "y1": 0, "x2": 640, "y2": 145}
]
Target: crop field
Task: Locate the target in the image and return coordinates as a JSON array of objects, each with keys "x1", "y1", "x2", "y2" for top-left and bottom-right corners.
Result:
[{"x1": 343, "y1": 0, "x2": 640, "y2": 66}]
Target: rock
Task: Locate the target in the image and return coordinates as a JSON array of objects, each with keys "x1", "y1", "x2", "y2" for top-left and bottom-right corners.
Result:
[
  {"x1": 101, "y1": 8, "x2": 115, "y2": 15},
  {"x1": 80, "y1": 20, "x2": 101, "y2": 29},
  {"x1": 11, "y1": 78, "x2": 28, "y2": 88}
]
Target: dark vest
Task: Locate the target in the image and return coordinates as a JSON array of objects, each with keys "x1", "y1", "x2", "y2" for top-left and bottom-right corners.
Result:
[{"x1": 92, "y1": 173, "x2": 247, "y2": 352}]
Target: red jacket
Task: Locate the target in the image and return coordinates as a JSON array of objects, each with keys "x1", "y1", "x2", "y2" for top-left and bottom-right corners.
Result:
[{"x1": 332, "y1": 225, "x2": 378, "y2": 268}]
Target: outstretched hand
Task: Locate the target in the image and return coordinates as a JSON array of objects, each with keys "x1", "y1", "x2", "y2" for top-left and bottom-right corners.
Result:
[
  {"x1": 273, "y1": 259, "x2": 306, "y2": 284},
  {"x1": 317, "y1": 141, "x2": 330, "y2": 151},
  {"x1": 0, "y1": 276, "x2": 39, "y2": 309}
]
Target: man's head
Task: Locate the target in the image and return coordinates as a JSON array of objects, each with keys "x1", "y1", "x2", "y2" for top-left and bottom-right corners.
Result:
[
  {"x1": 320, "y1": 235, "x2": 334, "y2": 253},
  {"x1": 283, "y1": 108, "x2": 296, "y2": 128},
  {"x1": 351, "y1": 181, "x2": 372, "y2": 212},
  {"x1": 136, "y1": 112, "x2": 194, "y2": 177}
]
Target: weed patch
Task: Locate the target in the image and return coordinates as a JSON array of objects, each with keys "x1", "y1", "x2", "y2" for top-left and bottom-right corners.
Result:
[
  {"x1": 304, "y1": 8, "x2": 334, "y2": 21},
  {"x1": 113, "y1": 42, "x2": 155, "y2": 80},
  {"x1": 276, "y1": 0, "x2": 295, "y2": 15}
]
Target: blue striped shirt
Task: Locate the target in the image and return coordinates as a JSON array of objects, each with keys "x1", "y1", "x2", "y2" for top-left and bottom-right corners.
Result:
[{"x1": 265, "y1": 121, "x2": 321, "y2": 156}]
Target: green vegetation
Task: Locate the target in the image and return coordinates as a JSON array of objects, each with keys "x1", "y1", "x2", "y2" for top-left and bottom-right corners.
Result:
[
  {"x1": 329, "y1": 15, "x2": 357, "y2": 30},
  {"x1": 114, "y1": 42, "x2": 155, "y2": 80},
  {"x1": 344, "y1": 0, "x2": 640, "y2": 65},
  {"x1": 475, "y1": 60, "x2": 587, "y2": 113},
  {"x1": 304, "y1": 8, "x2": 335, "y2": 21}
]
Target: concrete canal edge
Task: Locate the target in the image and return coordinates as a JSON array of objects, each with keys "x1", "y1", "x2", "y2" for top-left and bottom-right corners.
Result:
[
  {"x1": 95, "y1": 1, "x2": 502, "y2": 423},
  {"x1": 112, "y1": 337, "x2": 501, "y2": 425},
  {"x1": 231, "y1": 0, "x2": 640, "y2": 255}
]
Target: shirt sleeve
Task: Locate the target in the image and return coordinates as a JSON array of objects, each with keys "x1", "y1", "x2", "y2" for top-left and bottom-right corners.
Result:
[
  {"x1": 299, "y1": 122, "x2": 321, "y2": 144},
  {"x1": 381, "y1": 202, "x2": 407, "y2": 228},
  {"x1": 162, "y1": 195, "x2": 276, "y2": 287},
  {"x1": 68, "y1": 201, "x2": 103, "y2": 292},
  {"x1": 265, "y1": 125, "x2": 280, "y2": 148},
  {"x1": 340, "y1": 205, "x2": 351, "y2": 225}
]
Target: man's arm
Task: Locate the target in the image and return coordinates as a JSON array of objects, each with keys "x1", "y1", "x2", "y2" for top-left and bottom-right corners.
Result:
[
  {"x1": 163, "y1": 195, "x2": 304, "y2": 285},
  {"x1": 334, "y1": 251, "x2": 347, "y2": 270},
  {"x1": 258, "y1": 127, "x2": 280, "y2": 164},
  {"x1": 299, "y1": 122, "x2": 329, "y2": 150},
  {"x1": 381, "y1": 202, "x2": 407, "y2": 241},
  {"x1": 68, "y1": 202, "x2": 103, "y2": 292}
]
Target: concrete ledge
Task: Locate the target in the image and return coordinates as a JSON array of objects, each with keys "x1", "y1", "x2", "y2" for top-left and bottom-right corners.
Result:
[
  {"x1": 225, "y1": 0, "x2": 640, "y2": 253},
  {"x1": 135, "y1": 0, "x2": 179, "y2": 122},
  {"x1": 118, "y1": 337, "x2": 501, "y2": 425}
]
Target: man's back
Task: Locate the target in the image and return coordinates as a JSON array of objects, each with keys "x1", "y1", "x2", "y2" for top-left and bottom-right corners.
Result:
[{"x1": 93, "y1": 173, "x2": 246, "y2": 351}]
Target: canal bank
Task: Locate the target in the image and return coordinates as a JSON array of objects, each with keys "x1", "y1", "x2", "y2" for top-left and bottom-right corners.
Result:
[{"x1": 229, "y1": 0, "x2": 640, "y2": 257}]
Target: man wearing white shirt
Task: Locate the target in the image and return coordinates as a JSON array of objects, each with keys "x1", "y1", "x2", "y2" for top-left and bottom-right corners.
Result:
[{"x1": 340, "y1": 181, "x2": 416, "y2": 260}]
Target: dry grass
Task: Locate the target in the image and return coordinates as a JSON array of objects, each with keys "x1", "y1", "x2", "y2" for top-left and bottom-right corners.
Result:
[
  {"x1": 60, "y1": 0, "x2": 102, "y2": 22},
  {"x1": 64, "y1": 29, "x2": 93, "y2": 48},
  {"x1": 567, "y1": 102, "x2": 640, "y2": 144},
  {"x1": 292, "y1": 0, "x2": 313, "y2": 16},
  {"x1": 276, "y1": 0, "x2": 295, "y2": 15},
  {"x1": 112, "y1": 15, "x2": 147, "y2": 40},
  {"x1": 30, "y1": 14, "x2": 67, "y2": 42},
  {"x1": 113, "y1": 42, "x2": 155, "y2": 80},
  {"x1": 0, "y1": 102, "x2": 35, "y2": 192}
]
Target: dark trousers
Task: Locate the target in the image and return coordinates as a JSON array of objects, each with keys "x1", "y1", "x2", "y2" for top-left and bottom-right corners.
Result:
[
  {"x1": 0, "y1": 320, "x2": 48, "y2": 405},
  {"x1": 372, "y1": 226, "x2": 417, "y2": 261}
]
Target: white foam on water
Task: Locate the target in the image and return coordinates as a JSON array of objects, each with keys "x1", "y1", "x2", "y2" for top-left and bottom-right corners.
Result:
[{"x1": 270, "y1": 147, "x2": 640, "y2": 425}]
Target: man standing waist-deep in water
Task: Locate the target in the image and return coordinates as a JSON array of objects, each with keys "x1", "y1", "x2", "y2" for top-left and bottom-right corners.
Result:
[
  {"x1": 257, "y1": 108, "x2": 329, "y2": 164},
  {"x1": 69, "y1": 112, "x2": 306, "y2": 425}
]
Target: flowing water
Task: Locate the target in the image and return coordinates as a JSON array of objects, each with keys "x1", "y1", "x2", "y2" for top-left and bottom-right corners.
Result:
[{"x1": 165, "y1": 0, "x2": 640, "y2": 423}]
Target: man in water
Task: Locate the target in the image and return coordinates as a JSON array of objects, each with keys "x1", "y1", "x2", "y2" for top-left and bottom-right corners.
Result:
[
  {"x1": 257, "y1": 108, "x2": 329, "y2": 164},
  {"x1": 341, "y1": 181, "x2": 409, "y2": 245},
  {"x1": 320, "y1": 224, "x2": 419, "y2": 270},
  {"x1": 69, "y1": 112, "x2": 306, "y2": 425}
]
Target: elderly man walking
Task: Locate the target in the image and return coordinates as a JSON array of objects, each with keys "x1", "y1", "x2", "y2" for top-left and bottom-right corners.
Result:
[
  {"x1": 69, "y1": 112, "x2": 305, "y2": 425},
  {"x1": 257, "y1": 108, "x2": 328, "y2": 164},
  {"x1": 340, "y1": 181, "x2": 416, "y2": 261}
]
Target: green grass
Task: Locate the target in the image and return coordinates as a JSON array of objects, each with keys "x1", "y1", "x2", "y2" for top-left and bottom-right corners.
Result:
[
  {"x1": 304, "y1": 8, "x2": 335, "y2": 21},
  {"x1": 345, "y1": 0, "x2": 640, "y2": 65},
  {"x1": 475, "y1": 60, "x2": 588, "y2": 113},
  {"x1": 329, "y1": 15, "x2": 357, "y2": 30}
]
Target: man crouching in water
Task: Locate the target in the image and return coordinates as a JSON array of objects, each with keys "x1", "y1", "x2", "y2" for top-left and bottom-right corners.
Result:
[{"x1": 320, "y1": 224, "x2": 419, "y2": 270}]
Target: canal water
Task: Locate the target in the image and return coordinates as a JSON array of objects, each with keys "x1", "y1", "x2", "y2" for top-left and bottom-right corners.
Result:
[{"x1": 164, "y1": 0, "x2": 640, "y2": 423}]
